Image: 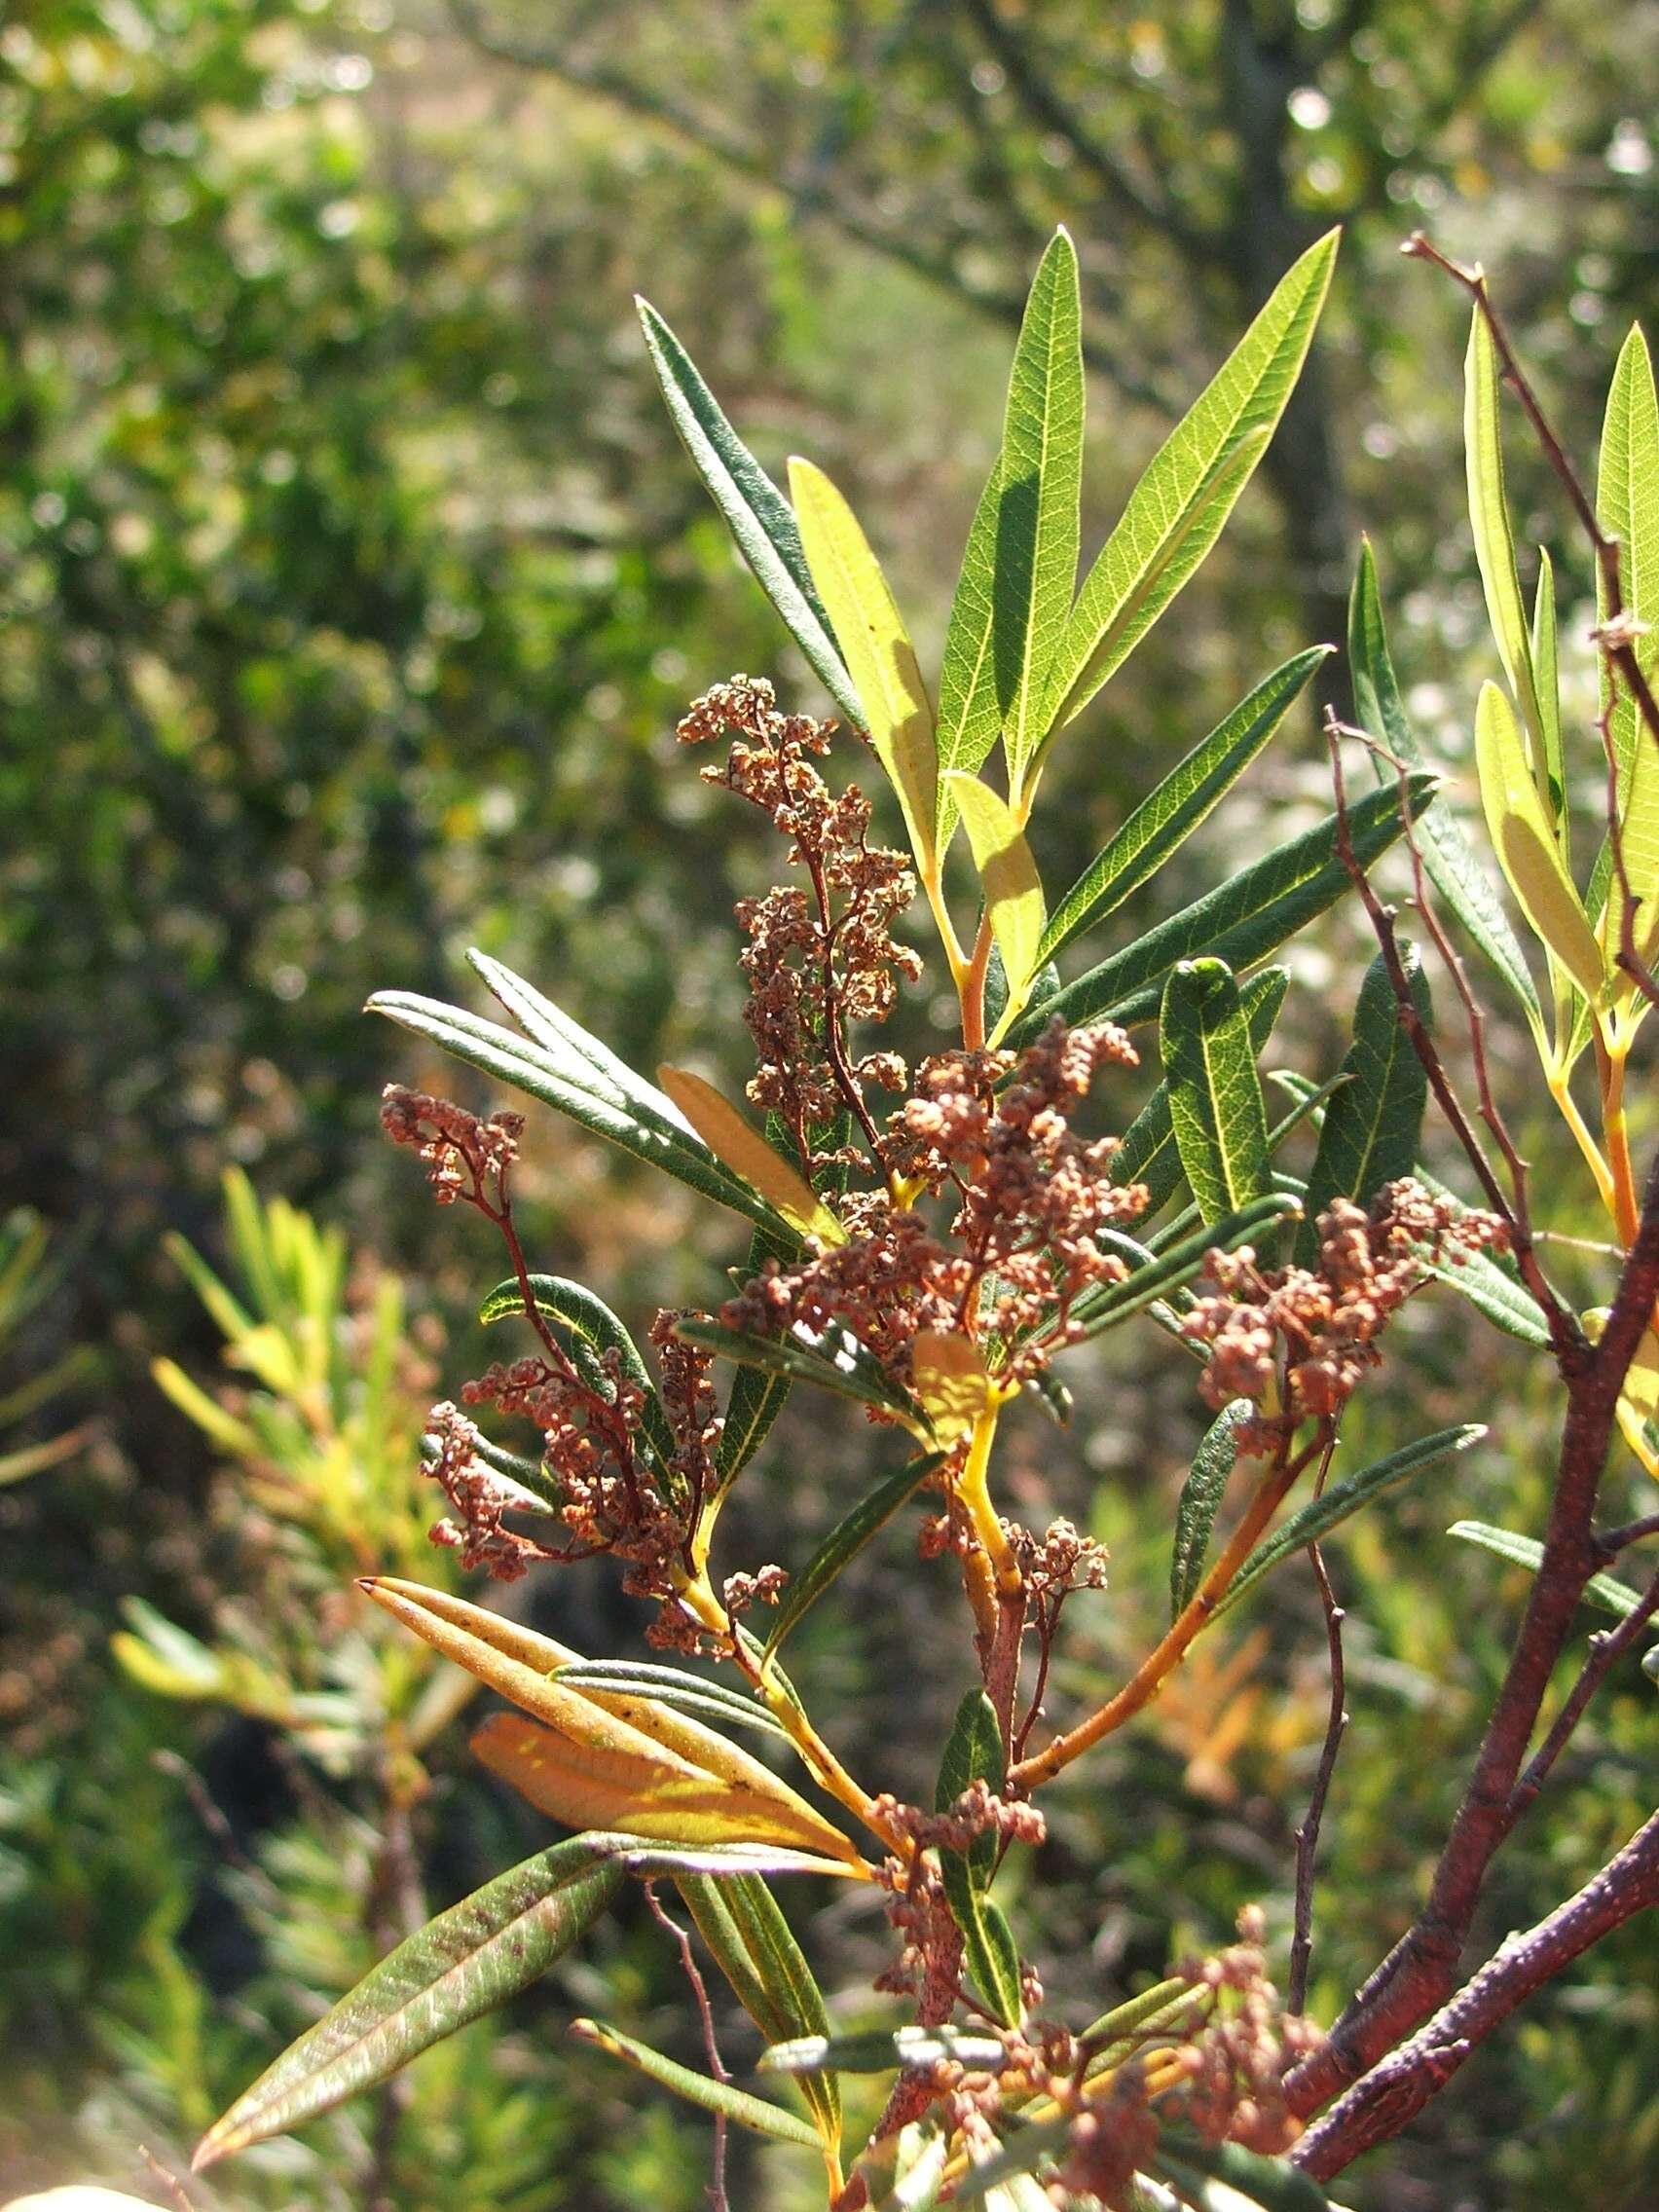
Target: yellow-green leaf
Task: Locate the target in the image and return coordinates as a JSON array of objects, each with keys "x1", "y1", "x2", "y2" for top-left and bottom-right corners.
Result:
[
  {"x1": 789, "y1": 456, "x2": 939, "y2": 870},
  {"x1": 941, "y1": 772, "x2": 1045, "y2": 1033},
  {"x1": 1474, "y1": 682, "x2": 1604, "y2": 1001},
  {"x1": 910, "y1": 1331, "x2": 989, "y2": 1445},
  {"x1": 1465, "y1": 310, "x2": 1554, "y2": 810},
  {"x1": 656, "y1": 1067, "x2": 846, "y2": 1244},
  {"x1": 1596, "y1": 323, "x2": 1659, "y2": 972}
]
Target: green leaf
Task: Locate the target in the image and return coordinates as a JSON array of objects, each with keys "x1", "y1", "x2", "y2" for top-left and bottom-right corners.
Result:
[
  {"x1": 936, "y1": 1689, "x2": 1005, "y2": 1888},
  {"x1": 572, "y1": 2017, "x2": 820, "y2": 2148},
  {"x1": 1423, "y1": 1241, "x2": 1551, "y2": 1346},
  {"x1": 1161, "y1": 959, "x2": 1272, "y2": 1223},
  {"x1": 1170, "y1": 1401, "x2": 1249, "y2": 1620},
  {"x1": 944, "y1": 772, "x2": 1046, "y2": 1029},
  {"x1": 1009, "y1": 775, "x2": 1436, "y2": 1041},
  {"x1": 1112, "y1": 969, "x2": 1288, "y2": 1221},
  {"x1": 790, "y1": 455, "x2": 939, "y2": 868},
  {"x1": 673, "y1": 1315, "x2": 928, "y2": 1432},
  {"x1": 1296, "y1": 947, "x2": 1430, "y2": 1263},
  {"x1": 636, "y1": 298, "x2": 860, "y2": 725},
  {"x1": 549, "y1": 1663, "x2": 790, "y2": 1744},
  {"x1": 480, "y1": 1272, "x2": 678, "y2": 1484},
  {"x1": 1080, "y1": 1974, "x2": 1195, "y2": 2049},
  {"x1": 1215, "y1": 1425, "x2": 1487, "y2": 1616},
  {"x1": 1447, "y1": 1521, "x2": 1647, "y2": 1620},
  {"x1": 1531, "y1": 548, "x2": 1567, "y2": 865},
  {"x1": 1154, "y1": 2136, "x2": 1331, "y2": 2211},
  {"x1": 369, "y1": 965, "x2": 800, "y2": 1241},
  {"x1": 1595, "y1": 322, "x2": 1659, "y2": 970},
  {"x1": 1067, "y1": 1193, "x2": 1301, "y2": 1342},
  {"x1": 1039, "y1": 231, "x2": 1338, "y2": 750},
  {"x1": 1473, "y1": 682, "x2": 1604, "y2": 1001},
  {"x1": 716, "y1": 1215, "x2": 797, "y2": 1493},
  {"x1": 1041, "y1": 650, "x2": 1327, "y2": 964},
  {"x1": 762, "y1": 2026, "x2": 1011, "y2": 2077},
  {"x1": 1465, "y1": 308, "x2": 1553, "y2": 808},
  {"x1": 937, "y1": 455, "x2": 1010, "y2": 833},
  {"x1": 577, "y1": 1833, "x2": 859, "y2": 1879},
  {"x1": 762, "y1": 1452, "x2": 945, "y2": 1665},
  {"x1": 996, "y1": 227, "x2": 1086, "y2": 788},
  {"x1": 951, "y1": 1886, "x2": 1024, "y2": 2029},
  {"x1": 677, "y1": 1872, "x2": 841, "y2": 2149},
  {"x1": 1349, "y1": 541, "x2": 1541, "y2": 1030},
  {"x1": 193, "y1": 1841, "x2": 622, "y2": 2168}
]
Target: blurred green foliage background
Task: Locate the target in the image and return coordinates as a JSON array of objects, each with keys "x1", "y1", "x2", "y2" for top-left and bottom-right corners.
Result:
[{"x1": 2, "y1": 1, "x2": 1657, "y2": 2206}]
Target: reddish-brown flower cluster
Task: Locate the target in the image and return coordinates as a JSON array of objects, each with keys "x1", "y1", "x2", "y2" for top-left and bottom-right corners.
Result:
[
  {"x1": 1183, "y1": 1179, "x2": 1507, "y2": 1451},
  {"x1": 1161, "y1": 1906, "x2": 1322, "y2": 2157},
  {"x1": 380, "y1": 1086, "x2": 523, "y2": 1206},
  {"x1": 724, "y1": 1017, "x2": 1149, "y2": 1390},
  {"x1": 678, "y1": 675, "x2": 920, "y2": 1168}
]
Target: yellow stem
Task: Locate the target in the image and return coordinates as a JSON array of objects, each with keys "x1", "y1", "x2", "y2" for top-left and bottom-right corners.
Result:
[
  {"x1": 1547, "y1": 1062, "x2": 1619, "y2": 1229},
  {"x1": 922, "y1": 856, "x2": 968, "y2": 989},
  {"x1": 955, "y1": 1396, "x2": 1022, "y2": 1597},
  {"x1": 1009, "y1": 1446, "x2": 1306, "y2": 1792},
  {"x1": 1597, "y1": 1034, "x2": 1641, "y2": 1249},
  {"x1": 961, "y1": 906, "x2": 996, "y2": 1052}
]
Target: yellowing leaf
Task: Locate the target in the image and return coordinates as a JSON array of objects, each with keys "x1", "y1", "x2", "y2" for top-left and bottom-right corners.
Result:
[
  {"x1": 911, "y1": 1331, "x2": 989, "y2": 1446},
  {"x1": 655, "y1": 1068, "x2": 845, "y2": 1244},
  {"x1": 788, "y1": 456, "x2": 939, "y2": 870},
  {"x1": 1466, "y1": 311, "x2": 1555, "y2": 809},
  {"x1": 1474, "y1": 682, "x2": 1604, "y2": 1001},
  {"x1": 1615, "y1": 1327, "x2": 1659, "y2": 1479},
  {"x1": 1597, "y1": 324, "x2": 1659, "y2": 975},
  {"x1": 941, "y1": 772, "x2": 1045, "y2": 1034},
  {"x1": 360, "y1": 1579, "x2": 865, "y2": 1868}
]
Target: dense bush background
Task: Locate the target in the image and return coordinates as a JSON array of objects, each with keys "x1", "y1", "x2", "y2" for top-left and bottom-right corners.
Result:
[{"x1": 3, "y1": 2, "x2": 1656, "y2": 2204}]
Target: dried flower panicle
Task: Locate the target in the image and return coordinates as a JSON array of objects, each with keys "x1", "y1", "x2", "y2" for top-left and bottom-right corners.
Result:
[
  {"x1": 1183, "y1": 1179, "x2": 1507, "y2": 1450},
  {"x1": 678, "y1": 674, "x2": 920, "y2": 1165},
  {"x1": 381, "y1": 1086, "x2": 523, "y2": 1205},
  {"x1": 1161, "y1": 1905, "x2": 1323, "y2": 2157}
]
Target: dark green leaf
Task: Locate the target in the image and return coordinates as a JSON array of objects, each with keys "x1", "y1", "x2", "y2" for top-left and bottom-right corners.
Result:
[
  {"x1": 1067, "y1": 1194, "x2": 1301, "y2": 1343},
  {"x1": 480, "y1": 1272, "x2": 678, "y2": 1484},
  {"x1": 675, "y1": 1315, "x2": 928, "y2": 1430},
  {"x1": 194, "y1": 1841, "x2": 622, "y2": 2167},
  {"x1": 1447, "y1": 1521, "x2": 1648, "y2": 1619},
  {"x1": 572, "y1": 2017, "x2": 821, "y2": 2148},
  {"x1": 1041, "y1": 651, "x2": 1327, "y2": 963},
  {"x1": 1111, "y1": 970, "x2": 1288, "y2": 1220},
  {"x1": 1009, "y1": 777, "x2": 1437, "y2": 1041},
  {"x1": 1424, "y1": 1243, "x2": 1551, "y2": 1346},
  {"x1": 1161, "y1": 959, "x2": 1272, "y2": 1223},
  {"x1": 1295, "y1": 947, "x2": 1430, "y2": 1264},
  {"x1": 637, "y1": 298, "x2": 860, "y2": 723},
  {"x1": 1350, "y1": 542, "x2": 1541, "y2": 1028},
  {"x1": 716, "y1": 1213, "x2": 797, "y2": 1494},
  {"x1": 948, "y1": 1885, "x2": 1024, "y2": 2030},
  {"x1": 936, "y1": 1689, "x2": 1005, "y2": 1888},
  {"x1": 550, "y1": 1663, "x2": 789, "y2": 1743},
  {"x1": 1216, "y1": 1425, "x2": 1487, "y2": 1616},
  {"x1": 762, "y1": 1452, "x2": 946, "y2": 1664},
  {"x1": 1170, "y1": 1401, "x2": 1249, "y2": 1620},
  {"x1": 1154, "y1": 2135, "x2": 1331, "y2": 2210}
]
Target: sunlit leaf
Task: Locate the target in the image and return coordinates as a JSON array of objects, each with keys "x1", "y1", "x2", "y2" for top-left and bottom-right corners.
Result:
[
  {"x1": 911, "y1": 1329, "x2": 991, "y2": 1445},
  {"x1": 674, "y1": 1314, "x2": 928, "y2": 1431},
  {"x1": 1161, "y1": 959, "x2": 1272, "y2": 1224},
  {"x1": 1170, "y1": 1400, "x2": 1249, "y2": 1620},
  {"x1": 761, "y1": 1452, "x2": 946, "y2": 1665},
  {"x1": 657, "y1": 1065, "x2": 846, "y2": 1242},
  {"x1": 1348, "y1": 541, "x2": 1541, "y2": 1030},
  {"x1": 1465, "y1": 309, "x2": 1554, "y2": 810},
  {"x1": 1112, "y1": 970, "x2": 1288, "y2": 1221},
  {"x1": 1473, "y1": 682, "x2": 1604, "y2": 1000},
  {"x1": 550, "y1": 1661, "x2": 789, "y2": 1743},
  {"x1": 790, "y1": 455, "x2": 938, "y2": 868},
  {"x1": 1039, "y1": 231, "x2": 1338, "y2": 750},
  {"x1": 1296, "y1": 946, "x2": 1430, "y2": 1262},
  {"x1": 1010, "y1": 776, "x2": 1436, "y2": 1041},
  {"x1": 1216, "y1": 1425, "x2": 1486, "y2": 1614},
  {"x1": 637, "y1": 298, "x2": 861, "y2": 723},
  {"x1": 193, "y1": 1840, "x2": 622, "y2": 2167},
  {"x1": 1042, "y1": 650, "x2": 1327, "y2": 964},
  {"x1": 761, "y1": 2026, "x2": 1010, "y2": 2076},
  {"x1": 571, "y1": 2017, "x2": 821, "y2": 2148},
  {"x1": 1594, "y1": 322, "x2": 1659, "y2": 970},
  {"x1": 944, "y1": 773, "x2": 1046, "y2": 1029}
]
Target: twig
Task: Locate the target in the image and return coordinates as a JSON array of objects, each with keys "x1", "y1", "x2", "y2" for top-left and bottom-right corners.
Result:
[
  {"x1": 1293, "y1": 1804, "x2": 1659, "y2": 2180},
  {"x1": 644, "y1": 1882, "x2": 732, "y2": 2212},
  {"x1": 1505, "y1": 1561, "x2": 1659, "y2": 1820},
  {"x1": 1289, "y1": 1439, "x2": 1347, "y2": 2015},
  {"x1": 1597, "y1": 1506, "x2": 1659, "y2": 1556}
]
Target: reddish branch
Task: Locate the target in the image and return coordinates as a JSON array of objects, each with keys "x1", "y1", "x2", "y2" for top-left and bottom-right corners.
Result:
[{"x1": 1294, "y1": 1805, "x2": 1659, "y2": 2179}]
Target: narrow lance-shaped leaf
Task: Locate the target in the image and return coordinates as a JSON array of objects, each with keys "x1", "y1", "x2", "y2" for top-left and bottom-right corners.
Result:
[
  {"x1": 937, "y1": 454, "x2": 1009, "y2": 835},
  {"x1": 657, "y1": 1065, "x2": 846, "y2": 1243},
  {"x1": 480, "y1": 1272, "x2": 678, "y2": 1485},
  {"x1": 551, "y1": 1661, "x2": 790, "y2": 1743},
  {"x1": 1170, "y1": 1400, "x2": 1249, "y2": 1620},
  {"x1": 1473, "y1": 682, "x2": 1604, "y2": 1002},
  {"x1": 1296, "y1": 946, "x2": 1431, "y2": 1263},
  {"x1": 1593, "y1": 322, "x2": 1659, "y2": 972},
  {"x1": 1112, "y1": 969, "x2": 1288, "y2": 1222},
  {"x1": 674, "y1": 1313, "x2": 929, "y2": 1432},
  {"x1": 943, "y1": 772, "x2": 1046, "y2": 1032},
  {"x1": 762, "y1": 1452, "x2": 945, "y2": 1665},
  {"x1": 1037, "y1": 230, "x2": 1338, "y2": 754},
  {"x1": 1348, "y1": 540, "x2": 1542, "y2": 1033},
  {"x1": 762, "y1": 2027, "x2": 1010, "y2": 2077},
  {"x1": 1161, "y1": 958, "x2": 1272, "y2": 1223},
  {"x1": 636, "y1": 297, "x2": 861, "y2": 724},
  {"x1": 1153, "y1": 2137, "x2": 1332, "y2": 2211},
  {"x1": 1531, "y1": 547, "x2": 1567, "y2": 865},
  {"x1": 1008, "y1": 774, "x2": 1437, "y2": 1042},
  {"x1": 937, "y1": 1689, "x2": 1004, "y2": 1888},
  {"x1": 932, "y1": 1695, "x2": 1021, "y2": 2026},
  {"x1": 571, "y1": 2018, "x2": 823, "y2": 2150},
  {"x1": 1465, "y1": 307, "x2": 1554, "y2": 808},
  {"x1": 194, "y1": 1841, "x2": 623, "y2": 2168},
  {"x1": 1215, "y1": 1424, "x2": 1487, "y2": 1615},
  {"x1": 716, "y1": 1212, "x2": 796, "y2": 1494},
  {"x1": 996, "y1": 226, "x2": 1085, "y2": 790},
  {"x1": 1447, "y1": 1520, "x2": 1649, "y2": 1620},
  {"x1": 789, "y1": 455, "x2": 939, "y2": 870},
  {"x1": 1067, "y1": 1192, "x2": 1301, "y2": 1343},
  {"x1": 1041, "y1": 649, "x2": 1328, "y2": 964}
]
